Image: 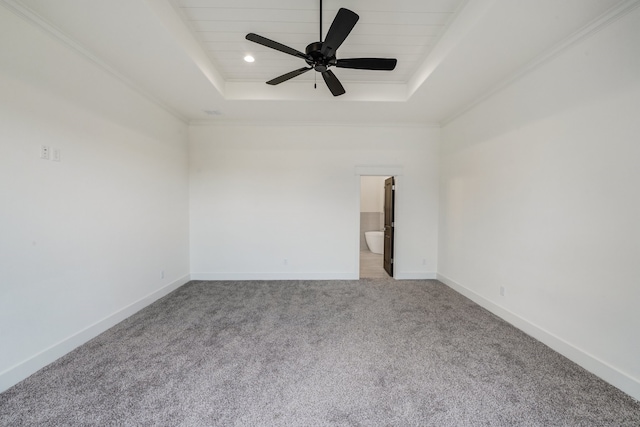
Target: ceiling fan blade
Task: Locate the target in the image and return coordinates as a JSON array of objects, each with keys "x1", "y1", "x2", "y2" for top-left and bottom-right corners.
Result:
[
  {"x1": 321, "y1": 8, "x2": 359, "y2": 58},
  {"x1": 266, "y1": 67, "x2": 313, "y2": 85},
  {"x1": 335, "y1": 58, "x2": 397, "y2": 71},
  {"x1": 246, "y1": 33, "x2": 310, "y2": 61},
  {"x1": 321, "y1": 70, "x2": 346, "y2": 96}
]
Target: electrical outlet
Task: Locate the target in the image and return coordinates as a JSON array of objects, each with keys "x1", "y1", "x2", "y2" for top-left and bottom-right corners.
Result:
[
  {"x1": 161, "y1": 270, "x2": 165, "y2": 279},
  {"x1": 52, "y1": 148, "x2": 61, "y2": 162},
  {"x1": 283, "y1": 259, "x2": 288, "y2": 266},
  {"x1": 422, "y1": 259, "x2": 427, "y2": 265},
  {"x1": 500, "y1": 286, "x2": 505, "y2": 296},
  {"x1": 40, "y1": 145, "x2": 50, "y2": 160}
]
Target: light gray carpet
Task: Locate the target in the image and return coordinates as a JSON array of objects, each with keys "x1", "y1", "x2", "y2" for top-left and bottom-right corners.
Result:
[{"x1": 1, "y1": 279, "x2": 639, "y2": 426}]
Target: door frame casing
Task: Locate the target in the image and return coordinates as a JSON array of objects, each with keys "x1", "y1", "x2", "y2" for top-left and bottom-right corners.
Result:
[
  {"x1": 383, "y1": 176, "x2": 395, "y2": 277},
  {"x1": 355, "y1": 166, "x2": 403, "y2": 279}
]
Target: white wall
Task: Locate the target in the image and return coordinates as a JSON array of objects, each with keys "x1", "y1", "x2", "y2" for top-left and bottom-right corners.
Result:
[
  {"x1": 439, "y1": 8, "x2": 640, "y2": 399},
  {"x1": 360, "y1": 176, "x2": 386, "y2": 213},
  {"x1": 190, "y1": 124, "x2": 439, "y2": 280},
  {"x1": 0, "y1": 7, "x2": 190, "y2": 391}
]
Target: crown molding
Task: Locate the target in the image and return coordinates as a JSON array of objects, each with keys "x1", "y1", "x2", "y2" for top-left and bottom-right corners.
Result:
[
  {"x1": 0, "y1": 0, "x2": 189, "y2": 123},
  {"x1": 441, "y1": 0, "x2": 640, "y2": 126},
  {"x1": 188, "y1": 119, "x2": 440, "y2": 129}
]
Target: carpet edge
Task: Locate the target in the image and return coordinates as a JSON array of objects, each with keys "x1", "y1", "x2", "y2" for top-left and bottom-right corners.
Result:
[
  {"x1": 0, "y1": 274, "x2": 191, "y2": 393},
  {"x1": 437, "y1": 273, "x2": 640, "y2": 402}
]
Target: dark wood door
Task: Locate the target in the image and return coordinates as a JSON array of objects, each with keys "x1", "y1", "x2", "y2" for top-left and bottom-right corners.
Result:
[{"x1": 383, "y1": 177, "x2": 395, "y2": 277}]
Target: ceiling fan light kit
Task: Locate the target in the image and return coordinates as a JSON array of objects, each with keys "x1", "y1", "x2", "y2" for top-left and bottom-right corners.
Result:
[{"x1": 245, "y1": 1, "x2": 397, "y2": 96}]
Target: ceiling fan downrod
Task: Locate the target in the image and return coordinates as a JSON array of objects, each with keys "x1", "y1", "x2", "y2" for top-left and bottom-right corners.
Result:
[{"x1": 319, "y1": 0, "x2": 323, "y2": 42}]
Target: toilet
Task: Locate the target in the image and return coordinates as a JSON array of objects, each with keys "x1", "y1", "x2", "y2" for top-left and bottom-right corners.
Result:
[{"x1": 364, "y1": 231, "x2": 384, "y2": 254}]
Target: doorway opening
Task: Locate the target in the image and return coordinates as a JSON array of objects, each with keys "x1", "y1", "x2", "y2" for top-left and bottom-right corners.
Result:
[{"x1": 359, "y1": 176, "x2": 395, "y2": 278}]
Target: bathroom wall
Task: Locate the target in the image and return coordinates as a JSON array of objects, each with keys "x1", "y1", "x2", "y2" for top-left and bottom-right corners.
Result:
[{"x1": 360, "y1": 176, "x2": 386, "y2": 250}]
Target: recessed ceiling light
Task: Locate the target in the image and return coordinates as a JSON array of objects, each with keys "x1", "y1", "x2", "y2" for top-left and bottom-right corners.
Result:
[{"x1": 244, "y1": 55, "x2": 255, "y2": 63}]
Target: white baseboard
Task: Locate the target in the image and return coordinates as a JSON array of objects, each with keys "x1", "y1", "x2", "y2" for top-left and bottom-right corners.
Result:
[
  {"x1": 437, "y1": 273, "x2": 640, "y2": 401},
  {"x1": 191, "y1": 272, "x2": 438, "y2": 281},
  {"x1": 395, "y1": 272, "x2": 438, "y2": 280},
  {"x1": 190, "y1": 272, "x2": 358, "y2": 281},
  {"x1": 0, "y1": 274, "x2": 191, "y2": 393}
]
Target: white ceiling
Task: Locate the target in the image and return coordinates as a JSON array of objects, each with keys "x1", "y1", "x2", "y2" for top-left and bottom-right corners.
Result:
[
  {"x1": 172, "y1": 0, "x2": 464, "y2": 84},
  {"x1": 4, "y1": 0, "x2": 631, "y2": 124}
]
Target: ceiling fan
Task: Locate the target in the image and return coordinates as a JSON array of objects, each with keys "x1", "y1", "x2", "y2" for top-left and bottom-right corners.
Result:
[{"x1": 245, "y1": 0, "x2": 397, "y2": 96}]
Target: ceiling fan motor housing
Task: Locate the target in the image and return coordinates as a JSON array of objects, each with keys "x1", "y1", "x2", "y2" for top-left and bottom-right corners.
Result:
[{"x1": 305, "y1": 42, "x2": 334, "y2": 72}]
